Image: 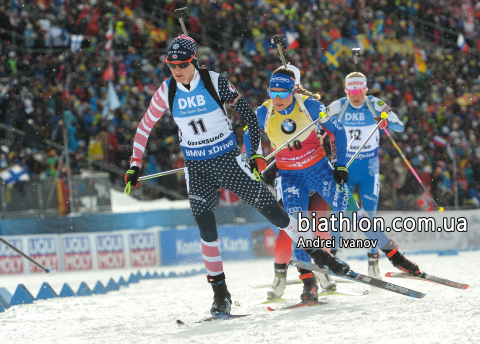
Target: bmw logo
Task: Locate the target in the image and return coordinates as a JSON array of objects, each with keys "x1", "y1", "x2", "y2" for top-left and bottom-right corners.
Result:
[{"x1": 281, "y1": 119, "x2": 296, "y2": 134}]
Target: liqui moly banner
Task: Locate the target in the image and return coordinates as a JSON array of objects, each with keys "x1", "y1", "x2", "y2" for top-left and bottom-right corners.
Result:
[
  {"x1": 95, "y1": 233, "x2": 126, "y2": 269},
  {"x1": 27, "y1": 235, "x2": 60, "y2": 273},
  {"x1": 128, "y1": 232, "x2": 158, "y2": 267},
  {"x1": 0, "y1": 237, "x2": 26, "y2": 274},
  {"x1": 61, "y1": 235, "x2": 94, "y2": 271}
]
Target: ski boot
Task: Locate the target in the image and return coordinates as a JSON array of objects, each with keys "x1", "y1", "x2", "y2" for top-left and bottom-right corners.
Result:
[
  {"x1": 315, "y1": 249, "x2": 338, "y2": 291},
  {"x1": 381, "y1": 240, "x2": 421, "y2": 276},
  {"x1": 368, "y1": 252, "x2": 382, "y2": 279},
  {"x1": 208, "y1": 273, "x2": 232, "y2": 315},
  {"x1": 299, "y1": 268, "x2": 319, "y2": 303},
  {"x1": 314, "y1": 272, "x2": 337, "y2": 292},
  {"x1": 267, "y1": 263, "x2": 287, "y2": 300},
  {"x1": 308, "y1": 249, "x2": 350, "y2": 276}
]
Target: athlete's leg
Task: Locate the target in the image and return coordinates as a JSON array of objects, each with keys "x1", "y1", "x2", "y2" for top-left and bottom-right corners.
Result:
[
  {"x1": 357, "y1": 157, "x2": 380, "y2": 254},
  {"x1": 218, "y1": 148, "x2": 308, "y2": 242},
  {"x1": 311, "y1": 158, "x2": 421, "y2": 275},
  {"x1": 184, "y1": 162, "x2": 224, "y2": 276},
  {"x1": 279, "y1": 169, "x2": 309, "y2": 262},
  {"x1": 185, "y1": 160, "x2": 232, "y2": 315}
]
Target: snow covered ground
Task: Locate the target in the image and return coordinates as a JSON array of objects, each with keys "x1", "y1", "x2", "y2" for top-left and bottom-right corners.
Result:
[
  {"x1": 110, "y1": 189, "x2": 190, "y2": 213},
  {"x1": 1, "y1": 251, "x2": 479, "y2": 344}
]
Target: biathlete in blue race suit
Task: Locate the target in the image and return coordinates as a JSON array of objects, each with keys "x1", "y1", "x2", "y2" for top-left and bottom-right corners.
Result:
[{"x1": 329, "y1": 71, "x2": 405, "y2": 279}]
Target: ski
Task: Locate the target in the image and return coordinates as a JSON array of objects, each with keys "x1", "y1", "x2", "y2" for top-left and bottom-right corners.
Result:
[
  {"x1": 385, "y1": 272, "x2": 469, "y2": 290},
  {"x1": 267, "y1": 300, "x2": 328, "y2": 311},
  {"x1": 289, "y1": 260, "x2": 426, "y2": 299},
  {"x1": 250, "y1": 278, "x2": 352, "y2": 289},
  {"x1": 177, "y1": 313, "x2": 252, "y2": 325},
  {"x1": 261, "y1": 298, "x2": 288, "y2": 305},
  {"x1": 318, "y1": 288, "x2": 369, "y2": 297}
]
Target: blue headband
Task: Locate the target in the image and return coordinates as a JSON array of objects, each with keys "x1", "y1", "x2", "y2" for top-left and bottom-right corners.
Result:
[{"x1": 269, "y1": 73, "x2": 295, "y2": 91}]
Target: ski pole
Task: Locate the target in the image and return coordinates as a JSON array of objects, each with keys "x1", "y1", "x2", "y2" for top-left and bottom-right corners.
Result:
[
  {"x1": 352, "y1": 48, "x2": 360, "y2": 71},
  {"x1": 260, "y1": 117, "x2": 324, "y2": 176},
  {"x1": 262, "y1": 123, "x2": 358, "y2": 176},
  {"x1": 347, "y1": 131, "x2": 358, "y2": 150},
  {"x1": 174, "y1": 7, "x2": 190, "y2": 37},
  {"x1": 271, "y1": 35, "x2": 288, "y2": 68},
  {"x1": 0, "y1": 237, "x2": 53, "y2": 273},
  {"x1": 347, "y1": 113, "x2": 387, "y2": 168},
  {"x1": 138, "y1": 167, "x2": 184, "y2": 182},
  {"x1": 382, "y1": 128, "x2": 444, "y2": 212}
]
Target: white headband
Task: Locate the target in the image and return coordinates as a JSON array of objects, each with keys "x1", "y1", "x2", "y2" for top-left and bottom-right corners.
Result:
[
  {"x1": 286, "y1": 64, "x2": 301, "y2": 86},
  {"x1": 345, "y1": 77, "x2": 367, "y2": 90}
]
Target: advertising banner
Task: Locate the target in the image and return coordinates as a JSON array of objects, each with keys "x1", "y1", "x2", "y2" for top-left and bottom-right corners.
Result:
[
  {"x1": 159, "y1": 224, "x2": 278, "y2": 266},
  {"x1": 27, "y1": 235, "x2": 60, "y2": 273},
  {"x1": 0, "y1": 237, "x2": 26, "y2": 274},
  {"x1": 95, "y1": 233, "x2": 126, "y2": 269},
  {"x1": 61, "y1": 234, "x2": 94, "y2": 271},
  {"x1": 127, "y1": 232, "x2": 157, "y2": 267}
]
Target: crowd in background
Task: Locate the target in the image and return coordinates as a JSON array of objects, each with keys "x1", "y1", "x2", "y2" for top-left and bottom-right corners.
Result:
[{"x1": 1, "y1": 0, "x2": 480, "y2": 212}]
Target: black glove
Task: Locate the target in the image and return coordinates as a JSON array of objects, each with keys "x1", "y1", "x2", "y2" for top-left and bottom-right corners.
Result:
[
  {"x1": 124, "y1": 166, "x2": 141, "y2": 194},
  {"x1": 333, "y1": 166, "x2": 348, "y2": 184}
]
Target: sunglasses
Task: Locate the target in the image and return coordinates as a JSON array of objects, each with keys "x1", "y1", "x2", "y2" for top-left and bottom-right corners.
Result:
[
  {"x1": 268, "y1": 89, "x2": 293, "y2": 99},
  {"x1": 166, "y1": 54, "x2": 195, "y2": 69},
  {"x1": 345, "y1": 88, "x2": 367, "y2": 97}
]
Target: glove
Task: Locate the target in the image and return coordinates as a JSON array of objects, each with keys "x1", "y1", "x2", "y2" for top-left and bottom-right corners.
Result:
[
  {"x1": 377, "y1": 112, "x2": 388, "y2": 129},
  {"x1": 378, "y1": 118, "x2": 388, "y2": 129},
  {"x1": 333, "y1": 166, "x2": 348, "y2": 184},
  {"x1": 124, "y1": 166, "x2": 141, "y2": 194},
  {"x1": 249, "y1": 154, "x2": 267, "y2": 181}
]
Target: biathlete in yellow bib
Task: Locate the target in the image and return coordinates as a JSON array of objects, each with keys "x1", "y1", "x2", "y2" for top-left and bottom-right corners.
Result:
[{"x1": 244, "y1": 66, "x2": 421, "y2": 302}]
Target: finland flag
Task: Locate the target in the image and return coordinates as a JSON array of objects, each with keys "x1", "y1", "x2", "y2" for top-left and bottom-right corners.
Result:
[
  {"x1": 0, "y1": 165, "x2": 30, "y2": 186},
  {"x1": 71, "y1": 34, "x2": 84, "y2": 53}
]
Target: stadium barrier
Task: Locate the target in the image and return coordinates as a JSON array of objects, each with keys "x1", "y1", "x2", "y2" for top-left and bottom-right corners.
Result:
[
  {"x1": 0, "y1": 210, "x2": 479, "y2": 275},
  {"x1": 0, "y1": 267, "x2": 208, "y2": 312}
]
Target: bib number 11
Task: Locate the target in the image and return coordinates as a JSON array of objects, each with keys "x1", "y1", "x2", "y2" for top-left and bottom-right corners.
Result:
[{"x1": 188, "y1": 119, "x2": 207, "y2": 135}]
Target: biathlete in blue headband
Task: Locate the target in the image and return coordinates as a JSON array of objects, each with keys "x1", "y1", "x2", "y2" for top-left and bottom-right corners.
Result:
[{"x1": 244, "y1": 66, "x2": 422, "y2": 302}]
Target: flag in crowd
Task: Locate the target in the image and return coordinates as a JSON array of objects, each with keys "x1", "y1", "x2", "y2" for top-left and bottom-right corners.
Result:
[
  {"x1": 416, "y1": 192, "x2": 434, "y2": 211},
  {"x1": 433, "y1": 135, "x2": 447, "y2": 148},
  {"x1": 102, "y1": 82, "x2": 121, "y2": 118},
  {"x1": 457, "y1": 33, "x2": 469, "y2": 52},
  {"x1": 70, "y1": 34, "x2": 84, "y2": 52},
  {"x1": 414, "y1": 46, "x2": 427, "y2": 73},
  {"x1": 0, "y1": 165, "x2": 30, "y2": 186},
  {"x1": 285, "y1": 30, "x2": 300, "y2": 50},
  {"x1": 105, "y1": 19, "x2": 114, "y2": 52}
]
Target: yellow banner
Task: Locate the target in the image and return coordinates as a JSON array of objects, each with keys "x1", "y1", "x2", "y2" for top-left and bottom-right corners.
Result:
[{"x1": 377, "y1": 39, "x2": 414, "y2": 56}]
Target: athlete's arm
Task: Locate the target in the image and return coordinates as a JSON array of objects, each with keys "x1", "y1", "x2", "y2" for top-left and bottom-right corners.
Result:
[
  {"x1": 217, "y1": 74, "x2": 261, "y2": 158},
  {"x1": 131, "y1": 80, "x2": 169, "y2": 168},
  {"x1": 243, "y1": 105, "x2": 268, "y2": 159},
  {"x1": 370, "y1": 96, "x2": 404, "y2": 132},
  {"x1": 323, "y1": 99, "x2": 343, "y2": 165},
  {"x1": 305, "y1": 98, "x2": 348, "y2": 167}
]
